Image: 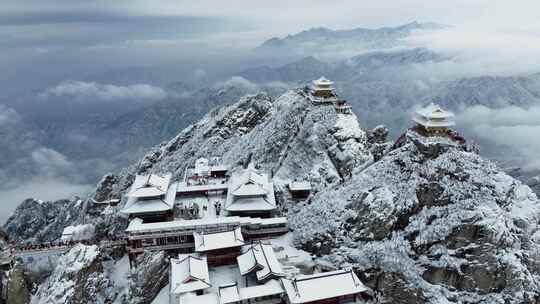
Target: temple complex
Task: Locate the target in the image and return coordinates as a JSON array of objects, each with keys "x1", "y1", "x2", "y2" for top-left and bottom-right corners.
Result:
[
  {"x1": 115, "y1": 157, "x2": 371, "y2": 303},
  {"x1": 167, "y1": 245, "x2": 369, "y2": 304}
]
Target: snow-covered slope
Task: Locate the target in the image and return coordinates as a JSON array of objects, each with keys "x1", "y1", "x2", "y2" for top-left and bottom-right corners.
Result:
[
  {"x1": 290, "y1": 132, "x2": 540, "y2": 303},
  {"x1": 96, "y1": 90, "x2": 373, "y2": 206},
  {"x1": 31, "y1": 244, "x2": 128, "y2": 304}
]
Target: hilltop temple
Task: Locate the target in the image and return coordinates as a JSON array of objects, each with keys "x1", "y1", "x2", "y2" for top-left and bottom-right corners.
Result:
[
  {"x1": 412, "y1": 103, "x2": 455, "y2": 136},
  {"x1": 310, "y1": 77, "x2": 337, "y2": 101},
  {"x1": 393, "y1": 102, "x2": 468, "y2": 150},
  {"x1": 306, "y1": 77, "x2": 353, "y2": 114},
  {"x1": 307, "y1": 77, "x2": 339, "y2": 103}
]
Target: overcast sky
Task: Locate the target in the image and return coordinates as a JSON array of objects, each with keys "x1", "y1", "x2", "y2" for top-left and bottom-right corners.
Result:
[
  {"x1": 2, "y1": 0, "x2": 540, "y2": 96},
  {"x1": 4, "y1": 0, "x2": 540, "y2": 31}
]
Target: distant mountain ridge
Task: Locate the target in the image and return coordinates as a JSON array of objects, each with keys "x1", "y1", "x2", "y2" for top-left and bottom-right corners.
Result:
[
  {"x1": 257, "y1": 21, "x2": 449, "y2": 55},
  {"x1": 241, "y1": 47, "x2": 445, "y2": 83}
]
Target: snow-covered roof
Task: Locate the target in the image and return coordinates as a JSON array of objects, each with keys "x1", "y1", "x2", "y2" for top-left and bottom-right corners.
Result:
[
  {"x1": 232, "y1": 183, "x2": 268, "y2": 197},
  {"x1": 218, "y1": 283, "x2": 241, "y2": 304},
  {"x1": 193, "y1": 227, "x2": 244, "y2": 252},
  {"x1": 127, "y1": 173, "x2": 171, "y2": 198},
  {"x1": 179, "y1": 293, "x2": 218, "y2": 304},
  {"x1": 413, "y1": 103, "x2": 455, "y2": 128},
  {"x1": 281, "y1": 269, "x2": 367, "y2": 304},
  {"x1": 289, "y1": 181, "x2": 312, "y2": 191},
  {"x1": 121, "y1": 181, "x2": 176, "y2": 215},
  {"x1": 413, "y1": 115, "x2": 456, "y2": 128},
  {"x1": 226, "y1": 197, "x2": 276, "y2": 212},
  {"x1": 416, "y1": 103, "x2": 454, "y2": 119},
  {"x1": 170, "y1": 254, "x2": 211, "y2": 295},
  {"x1": 211, "y1": 165, "x2": 228, "y2": 172},
  {"x1": 312, "y1": 76, "x2": 334, "y2": 86},
  {"x1": 226, "y1": 167, "x2": 276, "y2": 212},
  {"x1": 237, "y1": 242, "x2": 284, "y2": 281},
  {"x1": 125, "y1": 216, "x2": 287, "y2": 234},
  {"x1": 61, "y1": 226, "x2": 76, "y2": 236},
  {"x1": 238, "y1": 279, "x2": 284, "y2": 301},
  {"x1": 194, "y1": 158, "x2": 210, "y2": 175}
]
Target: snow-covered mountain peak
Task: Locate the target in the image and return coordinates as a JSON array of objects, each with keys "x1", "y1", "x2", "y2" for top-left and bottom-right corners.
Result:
[
  {"x1": 4, "y1": 87, "x2": 539, "y2": 304},
  {"x1": 115, "y1": 89, "x2": 373, "y2": 196},
  {"x1": 290, "y1": 131, "x2": 540, "y2": 302}
]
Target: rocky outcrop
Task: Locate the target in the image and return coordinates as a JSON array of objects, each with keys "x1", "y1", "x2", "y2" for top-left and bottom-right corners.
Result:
[
  {"x1": 290, "y1": 136, "x2": 540, "y2": 303},
  {"x1": 6, "y1": 263, "x2": 31, "y2": 304},
  {"x1": 3, "y1": 199, "x2": 84, "y2": 243},
  {"x1": 128, "y1": 251, "x2": 168, "y2": 304},
  {"x1": 4, "y1": 196, "x2": 128, "y2": 244},
  {"x1": 367, "y1": 125, "x2": 392, "y2": 161},
  {"x1": 31, "y1": 245, "x2": 119, "y2": 304},
  {"x1": 92, "y1": 173, "x2": 121, "y2": 202}
]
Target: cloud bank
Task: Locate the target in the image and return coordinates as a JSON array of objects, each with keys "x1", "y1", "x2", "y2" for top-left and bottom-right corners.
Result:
[
  {"x1": 41, "y1": 81, "x2": 167, "y2": 102},
  {"x1": 405, "y1": 28, "x2": 540, "y2": 78},
  {"x1": 457, "y1": 105, "x2": 540, "y2": 171},
  {"x1": 0, "y1": 104, "x2": 21, "y2": 126},
  {"x1": 0, "y1": 147, "x2": 94, "y2": 224}
]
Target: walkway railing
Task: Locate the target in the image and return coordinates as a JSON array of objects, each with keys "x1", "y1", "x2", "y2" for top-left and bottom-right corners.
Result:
[{"x1": 9, "y1": 237, "x2": 127, "y2": 257}]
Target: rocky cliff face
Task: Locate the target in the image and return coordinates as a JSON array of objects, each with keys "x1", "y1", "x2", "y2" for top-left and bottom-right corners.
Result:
[
  {"x1": 31, "y1": 244, "x2": 128, "y2": 304},
  {"x1": 4, "y1": 199, "x2": 83, "y2": 243},
  {"x1": 6, "y1": 263, "x2": 31, "y2": 304},
  {"x1": 128, "y1": 251, "x2": 168, "y2": 304},
  {"x1": 290, "y1": 132, "x2": 540, "y2": 303},
  {"x1": 4, "y1": 197, "x2": 127, "y2": 244}
]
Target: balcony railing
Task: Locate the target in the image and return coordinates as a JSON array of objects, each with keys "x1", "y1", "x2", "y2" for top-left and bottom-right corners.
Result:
[{"x1": 128, "y1": 242, "x2": 195, "y2": 253}]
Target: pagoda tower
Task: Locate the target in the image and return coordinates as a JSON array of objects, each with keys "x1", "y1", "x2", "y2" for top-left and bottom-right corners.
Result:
[
  {"x1": 309, "y1": 76, "x2": 338, "y2": 102},
  {"x1": 413, "y1": 103, "x2": 455, "y2": 136}
]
